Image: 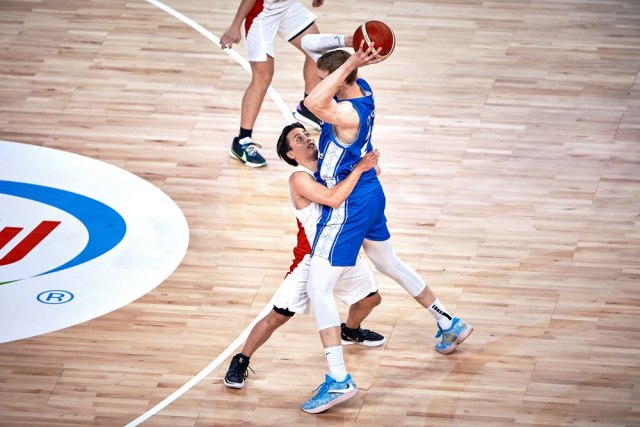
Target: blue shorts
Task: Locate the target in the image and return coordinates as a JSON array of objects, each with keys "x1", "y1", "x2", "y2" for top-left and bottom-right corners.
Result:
[{"x1": 312, "y1": 184, "x2": 390, "y2": 266}]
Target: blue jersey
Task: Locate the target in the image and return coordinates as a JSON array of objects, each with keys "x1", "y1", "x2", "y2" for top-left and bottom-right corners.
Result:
[
  {"x1": 312, "y1": 78, "x2": 390, "y2": 266},
  {"x1": 315, "y1": 78, "x2": 379, "y2": 195}
]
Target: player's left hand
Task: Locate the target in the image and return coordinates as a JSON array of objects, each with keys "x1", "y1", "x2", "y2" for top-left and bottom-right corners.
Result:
[{"x1": 356, "y1": 149, "x2": 380, "y2": 172}]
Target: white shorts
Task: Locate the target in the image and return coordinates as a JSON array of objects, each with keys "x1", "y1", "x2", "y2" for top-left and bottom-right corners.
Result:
[
  {"x1": 244, "y1": 0, "x2": 316, "y2": 62},
  {"x1": 271, "y1": 254, "x2": 378, "y2": 315}
]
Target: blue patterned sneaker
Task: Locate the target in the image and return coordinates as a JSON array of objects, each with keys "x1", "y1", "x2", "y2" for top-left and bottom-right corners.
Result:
[
  {"x1": 292, "y1": 101, "x2": 322, "y2": 131},
  {"x1": 301, "y1": 374, "x2": 359, "y2": 414},
  {"x1": 434, "y1": 317, "x2": 473, "y2": 355},
  {"x1": 230, "y1": 136, "x2": 267, "y2": 168}
]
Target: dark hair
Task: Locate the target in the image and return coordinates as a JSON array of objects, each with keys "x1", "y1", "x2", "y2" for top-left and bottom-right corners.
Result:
[
  {"x1": 317, "y1": 49, "x2": 357, "y2": 85},
  {"x1": 276, "y1": 122, "x2": 307, "y2": 166}
]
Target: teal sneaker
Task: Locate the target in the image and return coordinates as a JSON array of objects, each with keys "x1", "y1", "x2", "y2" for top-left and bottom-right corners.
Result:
[
  {"x1": 230, "y1": 136, "x2": 267, "y2": 168},
  {"x1": 434, "y1": 317, "x2": 473, "y2": 354},
  {"x1": 301, "y1": 374, "x2": 359, "y2": 414}
]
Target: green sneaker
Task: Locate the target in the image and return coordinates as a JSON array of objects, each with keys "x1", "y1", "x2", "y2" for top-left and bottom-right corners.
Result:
[{"x1": 230, "y1": 136, "x2": 267, "y2": 168}]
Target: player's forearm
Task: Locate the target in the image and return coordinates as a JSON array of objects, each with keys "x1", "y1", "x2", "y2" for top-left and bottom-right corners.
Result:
[
  {"x1": 324, "y1": 169, "x2": 363, "y2": 208},
  {"x1": 304, "y1": 58, "x2": 357, "y2": 121},
  {"x1": 230, "y1": 0, "x2": 257, "y2": 26}
]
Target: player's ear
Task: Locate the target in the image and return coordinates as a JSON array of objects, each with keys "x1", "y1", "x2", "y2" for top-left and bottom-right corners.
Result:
[{"x1": 286, "y1": 150, "x2": 295, "y2": 160}]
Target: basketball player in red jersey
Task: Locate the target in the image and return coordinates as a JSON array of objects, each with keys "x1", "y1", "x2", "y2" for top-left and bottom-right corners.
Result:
[
  {"x1": 223, "y1": 143, "x2": 384, "y2": 389},
  {"x1": 220, "y1": 0, "x2": 331, "y2": 168}
]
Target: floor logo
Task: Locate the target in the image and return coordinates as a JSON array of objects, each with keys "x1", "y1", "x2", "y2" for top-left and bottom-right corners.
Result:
[
  {"x1": 0, "y1": 141, "x2": 189, "y2": 343},
  {"x1": 37, "y1": 290, "x2": 74, "y2": 304},
  {"x1": 0, "y1": 181, "x2": 127, "y2": 284}
]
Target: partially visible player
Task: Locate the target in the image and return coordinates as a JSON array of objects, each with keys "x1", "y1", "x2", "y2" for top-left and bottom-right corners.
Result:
[
  {"x1": 220, "y1": 0, "x2": 326, "y2": 168},
  {"x1": 223, "y1": 133, "x2": 384, "y2": 389}
]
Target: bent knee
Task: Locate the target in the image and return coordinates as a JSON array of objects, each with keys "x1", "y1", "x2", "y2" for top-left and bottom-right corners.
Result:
[
  {"x1": 356, "y1": 291, "x2": 381, "y2": 309},
  {"x1": 367, "y1": 291, "x2": 382, "y2": 307}
]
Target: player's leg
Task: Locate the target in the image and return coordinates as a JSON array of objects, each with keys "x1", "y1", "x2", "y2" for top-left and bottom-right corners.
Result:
[
  {"x1": 341, "y1": 292, "x2": 385, "y2": 347},
  {"x1": 288, "y1": 22, "x2": 320, "y2": 94},
  {"x1": 224, "y1": 307, "x2": 292, "y2": 389},
  {"x1": 230, "y1": 2, "x2": 279, "y2": 167},
  {"x1": 230, "y1": 58, "x2": 273, "y2": 167},
  {"x1": 225, "y1": 259, "x2": 309, "y2": 389},
  {"x1": 362, "y1": 238, "x2": 473, "y2": 354},
  {"x1": 336, "y1": 259, "x2": 385, "y2": 347},
  {"x1": 302, "y1": 256, "x2": 358, "y2": 414},
  {"x1": 279, "y1": 2, "x2": 322, "y2": 130},
  {"x1": 345, "y1": 291, "x2": 381, "y2": 329}
]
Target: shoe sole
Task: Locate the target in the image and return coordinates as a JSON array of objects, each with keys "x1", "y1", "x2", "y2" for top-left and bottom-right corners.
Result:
[
  {"x1": 436, "y1": 325, "x2": 474, "y2": 355},
  {"x1": 301, "y1": 388, "x2": 359, "y2": 414},
  {"x1": 223, "y1": 378, "x2": 244, "y2": 389},
  {"x1": 292, "y1": 111, "x2": 322, "y2": 132},
  {"x1": 341, "y1": 339, "x2": 385, "y2": 347},
  {"x1": 229, "y1": 149, "x2": 267, "y2": 168}
]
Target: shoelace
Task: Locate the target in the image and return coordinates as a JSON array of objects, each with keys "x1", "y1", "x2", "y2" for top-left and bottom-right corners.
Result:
[
  {"x1": 435, "y1": 319, "x2": 460, "y2": 338},
  {"x1": 241, "y1": 141, "x2": 263, "y2": 156},
  {"x1": 359, "y1": 328, "x2": 381, "y2": 340},
  {"x1": 310, "y1": 378, "x2": 333, "y2": 396},
  {"x1": 229, "y1": 363, "x2": 255, "y2": 379}
]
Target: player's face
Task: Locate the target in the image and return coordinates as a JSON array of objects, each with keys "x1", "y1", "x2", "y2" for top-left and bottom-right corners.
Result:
[
  {"x1": 288, "y1": 129, "x2": 318, "y2": 161},
  {"x1": 318, "y1": 69, "x2": 343, "y2": 94},
  {"x1": 318, "y1": 69, "x2": 330, "y2": 81}
]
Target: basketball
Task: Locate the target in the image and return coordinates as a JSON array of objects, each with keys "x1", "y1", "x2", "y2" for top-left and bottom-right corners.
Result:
[{"x1": 352, "y1": 20, "x2": 396, "y2": 56}]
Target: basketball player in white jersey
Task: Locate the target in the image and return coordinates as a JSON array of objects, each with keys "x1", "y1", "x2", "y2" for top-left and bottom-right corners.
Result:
[
  {"x1": 220, "y1": 0, "x2": 327, "y2": 168},
  {"x1": 223, "y1": 136, "x2": 385, "y2": 391}
]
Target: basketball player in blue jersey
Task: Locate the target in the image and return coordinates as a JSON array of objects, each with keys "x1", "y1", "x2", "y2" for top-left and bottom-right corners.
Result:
[{"x1": 297, "y1": 42, "x2": 473, "y2": 413}]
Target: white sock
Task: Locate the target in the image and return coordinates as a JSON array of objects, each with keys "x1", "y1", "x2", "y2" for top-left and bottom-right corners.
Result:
[
  {"x1": 428, "y1": 298, "x2": 453, "y2": 330},
  {"x1": 325, "y1": 345, "x2": 347, "y2": 382}
]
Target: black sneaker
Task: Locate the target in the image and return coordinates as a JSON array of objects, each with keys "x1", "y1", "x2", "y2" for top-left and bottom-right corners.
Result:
[
  {"x1": 293, "y1": 101, "x2": 322, "y2": 131},
  {"x1": 224, "y1": 353, "x2": 253, "y2": 389},
  {"x1": 230, "y1": 136, "x2": 267, "y2": 168},
  {"x1": 340, "y1": 323, "x2": 385, "y2": 347}
]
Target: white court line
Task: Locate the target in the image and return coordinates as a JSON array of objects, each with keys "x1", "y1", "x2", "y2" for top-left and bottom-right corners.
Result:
[
  {"x1": 126, "y1": 302, "x2": 273, "y2": 426},
  {"x1": 145, "y1": 0, "x2": 296, "y2": 124},
  {"x1": 127, "y1": 1, "x2": 295, "y2": 425}
]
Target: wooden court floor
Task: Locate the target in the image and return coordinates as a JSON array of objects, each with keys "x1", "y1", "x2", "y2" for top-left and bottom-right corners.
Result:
[{"x1": 1, "y1": 0, "x2": 639, "y2": 425}]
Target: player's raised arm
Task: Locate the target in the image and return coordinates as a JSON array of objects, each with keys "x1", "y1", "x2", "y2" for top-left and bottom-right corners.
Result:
[{"x1": 304, "y1": 42, "x2": 384, "y2": 128}]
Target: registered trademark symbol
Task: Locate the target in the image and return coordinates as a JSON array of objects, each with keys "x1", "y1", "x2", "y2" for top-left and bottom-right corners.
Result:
[{"x1": 37, "y1": 290, "x2": 74, "y2": 304}]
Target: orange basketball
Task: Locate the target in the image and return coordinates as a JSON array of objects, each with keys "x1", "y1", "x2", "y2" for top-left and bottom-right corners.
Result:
[{"x1": 353, "y1": 20, "x2": 396, "y2": 56}]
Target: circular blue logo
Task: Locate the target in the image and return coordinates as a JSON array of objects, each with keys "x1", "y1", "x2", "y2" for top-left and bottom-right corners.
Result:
[{"x1": 37, "y1": 290, "x2": 75, "y2": 304}]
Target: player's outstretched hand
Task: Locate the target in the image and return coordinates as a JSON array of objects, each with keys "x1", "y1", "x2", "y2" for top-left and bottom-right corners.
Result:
[
  {"x1": 220, "y1": 26, "x2": 241, "y2": 49},
  {"x1": 351, "y1": 40, "x2": 387, "y2": 67},
  {"x1": 356, "y1": 149, "x2": 380, "y2": 172}
]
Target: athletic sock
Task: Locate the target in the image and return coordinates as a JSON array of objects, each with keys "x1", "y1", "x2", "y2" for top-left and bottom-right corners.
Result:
[
  {"x1": 238, "y1": 127, "x2": 252, "y2": 140},
  {"x1": 325, "y1": 345, "x2": 347, "y2": 382},
  {"x1": 428, "y1": 298, "x2": 453, "y2": 330}
]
